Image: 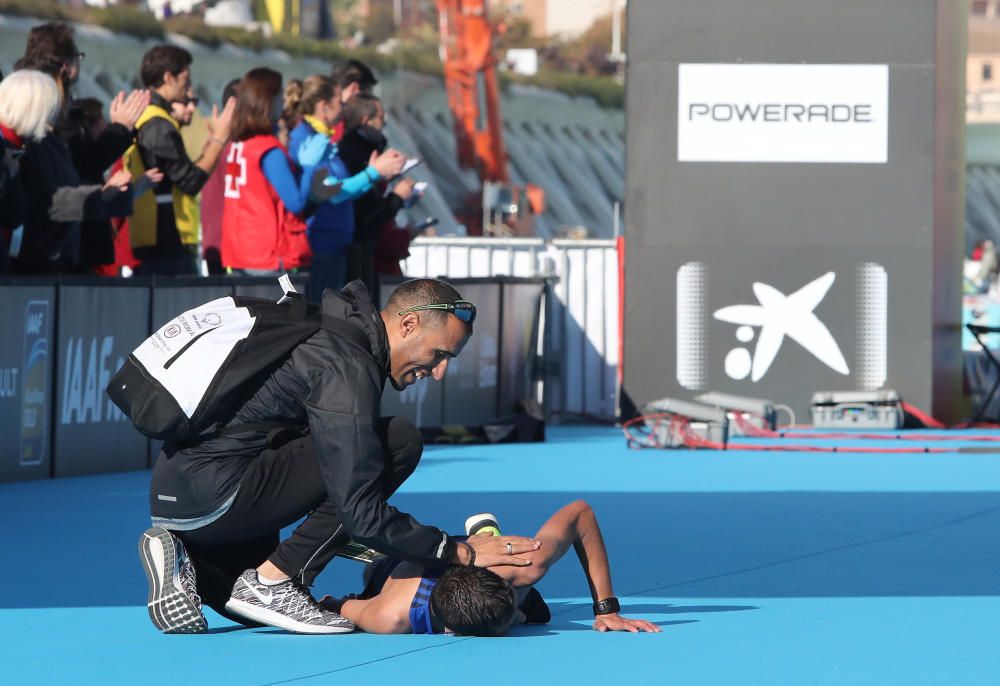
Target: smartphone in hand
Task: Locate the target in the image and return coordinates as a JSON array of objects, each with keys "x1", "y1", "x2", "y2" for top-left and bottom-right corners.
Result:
[{"x1": 412, "y1": 216, "x2": 439, "y2": 231}]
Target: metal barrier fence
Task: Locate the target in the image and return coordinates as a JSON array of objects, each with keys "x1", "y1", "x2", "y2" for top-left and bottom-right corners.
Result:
[{"x1": 402, "y1": 237, "x2": 621, "y2": 420}]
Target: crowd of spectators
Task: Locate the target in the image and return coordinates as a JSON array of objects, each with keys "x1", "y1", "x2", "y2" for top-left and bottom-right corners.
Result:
[{"x1": 0, "y1": 22, "x2": 431, "y2": 300}]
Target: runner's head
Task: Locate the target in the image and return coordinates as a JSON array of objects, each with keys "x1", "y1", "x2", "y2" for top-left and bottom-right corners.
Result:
[{"x1": 429, "y1": 565, "x2": 518, "y2": 636}]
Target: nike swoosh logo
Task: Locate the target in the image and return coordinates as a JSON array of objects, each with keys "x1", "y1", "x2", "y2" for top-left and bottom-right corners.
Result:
[{"x1": 242, "y1": 578, "x2": 273, "y2": 605}]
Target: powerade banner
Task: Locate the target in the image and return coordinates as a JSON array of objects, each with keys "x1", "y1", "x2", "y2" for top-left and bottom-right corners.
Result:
[
  {"x1": 677, "y1": 63, "x2": 889, "y2": 163},
  {"x1": 55, "y1": 285, "x2": 150, "y2": 477},
  {"x1": 0, "y1": 287, "x2": 55, "y2": 483}
]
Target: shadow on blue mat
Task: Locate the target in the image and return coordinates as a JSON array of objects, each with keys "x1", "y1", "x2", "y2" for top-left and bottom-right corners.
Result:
[
  {"x1": 3, "y1": 474, "x2": 1000, "y2": 610},
  {"x1": 507, "y1": 619, "x2": 697, "y2": 636}
]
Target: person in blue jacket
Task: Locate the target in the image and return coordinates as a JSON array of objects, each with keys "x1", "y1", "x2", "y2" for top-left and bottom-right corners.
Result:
[{"x1": 286, "y1": 74, "x2": 406, "y2": 301}]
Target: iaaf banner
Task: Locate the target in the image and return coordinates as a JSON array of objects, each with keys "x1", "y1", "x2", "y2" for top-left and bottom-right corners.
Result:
[
  {"x1": 0, "y1": 287, "x2": 55, "y2": 482},
  {"x1": 677, "y1": 63, "x2": 889, "y2": 163}
]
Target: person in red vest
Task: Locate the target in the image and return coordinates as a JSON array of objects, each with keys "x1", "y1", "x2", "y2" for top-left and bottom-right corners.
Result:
[{"x1": 221, "y1": 67, "x2": 339, "y2": 275}]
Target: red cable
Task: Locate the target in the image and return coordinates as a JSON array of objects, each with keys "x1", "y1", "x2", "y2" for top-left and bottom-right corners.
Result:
[
  {"x1": 731, "y1": 413, "x2": 1000, "y2": 443},
  {"x1": 624, "y1": 412, "x2": 957, "y2": 454},
  {"x1": 901, "y1": 402, "x2": 946, "y2": 428},
  {"x1": 616, "y1": 236, "x2": 625, "y2": 389}
]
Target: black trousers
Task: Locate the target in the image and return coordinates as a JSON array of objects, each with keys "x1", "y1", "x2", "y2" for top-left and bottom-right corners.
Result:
[{"x1": 178, "y1": 416, "x2": 422, "y2": 619}]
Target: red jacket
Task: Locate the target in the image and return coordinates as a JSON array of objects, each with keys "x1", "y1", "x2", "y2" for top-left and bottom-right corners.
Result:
[
  {"x1": 221, "y1": 135, "x2": 311, "y2": 271},
  {"x1": 199, "y1": 141, "x2": 228, "y2": 267}
]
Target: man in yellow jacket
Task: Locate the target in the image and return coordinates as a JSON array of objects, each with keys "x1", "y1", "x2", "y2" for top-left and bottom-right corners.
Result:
[{"x1": 127, "y1": 45, "x2": 234, "y2": 275}]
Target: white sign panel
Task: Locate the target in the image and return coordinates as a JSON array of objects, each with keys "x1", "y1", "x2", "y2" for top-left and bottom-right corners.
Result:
[{"x1": 677, "y1": 63, "x2": 889, "y2": 163}]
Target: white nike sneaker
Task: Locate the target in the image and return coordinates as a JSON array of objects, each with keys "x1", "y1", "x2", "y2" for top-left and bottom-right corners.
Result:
[{"x1": 225, "y1": 569, "x2": 354, "y2": 634}]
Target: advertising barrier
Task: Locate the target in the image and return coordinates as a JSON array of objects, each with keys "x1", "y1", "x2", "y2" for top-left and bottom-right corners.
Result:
[
  {"x1": 55, "y1": 283, "x2": 150, "y2": 477},
  {"x1": 0, "y1": 286, "x2": 56, "y2": 482},
  {"x1": 0, "y1": 274, "x2": 544, "y2": 482}
]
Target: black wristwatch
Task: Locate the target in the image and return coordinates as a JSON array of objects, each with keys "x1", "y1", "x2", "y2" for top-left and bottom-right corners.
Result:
[{"x1": 593, "y1": 597, "x2": 620, "y2": 615}]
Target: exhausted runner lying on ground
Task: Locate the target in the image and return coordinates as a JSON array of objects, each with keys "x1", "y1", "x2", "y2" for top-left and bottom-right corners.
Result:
[{"x1": 320, "y1": 500, "x2": 661, "y2": 636}]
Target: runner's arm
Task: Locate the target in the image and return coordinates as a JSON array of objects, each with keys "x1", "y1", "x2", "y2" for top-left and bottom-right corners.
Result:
[
  {"x1": 499, "y1": 500, "x2": 660, "y2": 633},
  {"x1": 320, "y1": 593, "x2": 409, "y2": 634}
]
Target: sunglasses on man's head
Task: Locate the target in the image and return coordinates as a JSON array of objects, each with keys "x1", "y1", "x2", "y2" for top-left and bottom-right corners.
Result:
[{"x1": 398, "y1": 300, "x2": 477, "y2": 324}]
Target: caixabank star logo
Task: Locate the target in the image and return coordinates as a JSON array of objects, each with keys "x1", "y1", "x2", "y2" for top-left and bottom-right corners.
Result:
[{"x1": 676, "y1": 262, "x2": 887, "y2": 391}]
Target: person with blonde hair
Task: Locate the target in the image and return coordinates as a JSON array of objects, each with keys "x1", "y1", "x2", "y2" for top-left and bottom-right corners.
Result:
[
  {"x1": 2, "y1": 70, "x2": 148, "y2": 273},
  {"x1": 0, "y1": 68, "x2": 61, "y2": 141},
  {"x1": 0, "y1": 69, "x2": 60, "y2": 270}
]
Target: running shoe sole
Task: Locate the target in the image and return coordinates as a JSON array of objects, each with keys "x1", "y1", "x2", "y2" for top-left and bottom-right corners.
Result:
[
  {"x1": 224, "y1": 598, "x2": 354, "y2": 634},
  {"x1": 138, "y1": 526, "x2": 207, "y2": 634}
]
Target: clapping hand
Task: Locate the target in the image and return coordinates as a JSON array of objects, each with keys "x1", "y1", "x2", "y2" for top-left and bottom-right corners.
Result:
[
  {"x1": 370, "y1": 148, "x2": 406, "y2": 179},
  {"x1": 209, "y1": 97, "x2": 236, "y2": 142},
  {"x1": 109, "y1": 90, "x2": 150, "y2": 130}
]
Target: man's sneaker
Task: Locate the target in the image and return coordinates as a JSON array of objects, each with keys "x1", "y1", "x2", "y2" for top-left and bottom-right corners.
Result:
[
  {"x1": 464, "y1": 513, "x2": 501, "y2": 537},
  {"x1": 138, "y1": 526, "x2": 207, "y2": 634},
  {"x1": 225, "y1": 569, "x2": 354, "y2": 634}
]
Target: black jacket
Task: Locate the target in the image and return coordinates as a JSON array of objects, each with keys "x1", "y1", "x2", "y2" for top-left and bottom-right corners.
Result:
[
  {"x1": 339, "y1": 126, "x2": 404, "y2": 294},
  {"x1": 0, "y1": 140, "x2": 26, "y2": 272},
  {"x1": 134, "y1": 92, "x2": 209, "y2": 257},
  {"x1": 13, "y1": 133, "x2": 132, "y2": 272},
  {"x1": 339, "y1": 125, "x2": 406, "y2": 236},
  {"x1": 57, "y1": 105, "x2": 133, "y2": 268},
  {"x1": 150, "y1": 282, "x2": 451, "y2": 567}
]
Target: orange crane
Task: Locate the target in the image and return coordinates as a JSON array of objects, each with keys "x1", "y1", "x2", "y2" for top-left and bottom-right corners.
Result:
[{"x1": 436, "y1": 0, "x2": 543, "y2": 235}]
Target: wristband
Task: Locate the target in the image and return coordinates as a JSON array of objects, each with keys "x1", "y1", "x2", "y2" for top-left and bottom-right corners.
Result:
[
  {"x1": 593, "y1": 597, "x2": 620, "y2": 616},
  {"x1": 210, "y1": 136, "x2": 227, "y2": 146},
  {"x1": 461, "y1": 541, "x2": 476, "y2": 567}
]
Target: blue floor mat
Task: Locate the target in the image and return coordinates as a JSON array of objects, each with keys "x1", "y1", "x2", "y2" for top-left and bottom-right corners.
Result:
[{"x1": 2, "y1": 426, "x2": 1000, "y2": 685}]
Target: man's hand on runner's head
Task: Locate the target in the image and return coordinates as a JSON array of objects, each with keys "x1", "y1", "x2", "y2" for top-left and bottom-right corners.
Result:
[{"x1": 464, "y1": 535, "x2": 541, "y2": 568}]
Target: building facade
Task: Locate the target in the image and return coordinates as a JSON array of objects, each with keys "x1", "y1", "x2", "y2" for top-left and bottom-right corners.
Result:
[
  {"x1": 969, "y1": 0, "x2": 1000, "y2": 121},
  {"x1": 499, "y1": 0, "x2": 624, "y2": 39}
]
